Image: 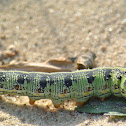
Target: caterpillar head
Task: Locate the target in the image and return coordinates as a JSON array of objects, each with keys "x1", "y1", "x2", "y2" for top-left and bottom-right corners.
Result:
[{"x1": 120, "y1": 75, "x2": 126, "y2": 98}]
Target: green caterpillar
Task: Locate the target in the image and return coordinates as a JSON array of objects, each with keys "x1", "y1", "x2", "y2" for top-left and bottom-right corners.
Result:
[{"x1": 0, "y1": 67, "x2": 126, "y2": 108}]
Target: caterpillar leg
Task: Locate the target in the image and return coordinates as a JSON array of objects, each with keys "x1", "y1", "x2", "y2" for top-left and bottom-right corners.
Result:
[
  {"x1": 29, "y1": 99, "x2": 36, "y2": 105},
  {"x1": 76, "y1": 102, "x2": 85, "y2": 107},
  {"x1": 53, "y1": 104, "x2": 61, "y2": 108},
  {"x1": 52, "y1": 100, "x2": 63, "y2": 108},
  {"x1": 0, "y1": 95, "x2": 2, "y2": 100},
  {"x1": 100, "y1": 98, "x2": 105, "y2": 101}
]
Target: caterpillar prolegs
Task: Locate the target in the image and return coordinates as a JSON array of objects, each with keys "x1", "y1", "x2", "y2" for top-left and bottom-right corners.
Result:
[{"x1": 0, "y1": 67, "x2": 126, "y2": 108}]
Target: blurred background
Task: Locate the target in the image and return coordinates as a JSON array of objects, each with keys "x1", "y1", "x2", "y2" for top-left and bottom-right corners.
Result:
[{"x1": 0, "y1": 0, "x2": 126, "y2": 66}]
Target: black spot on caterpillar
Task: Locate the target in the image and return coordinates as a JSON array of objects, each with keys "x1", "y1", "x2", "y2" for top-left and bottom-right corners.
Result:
[
  {"x1": 17, "y1": 75, "x2": 25, "y2": 84},
  {"x1": 0, "y1": 83, "x2": 3, "y2": 88},
  {"x1": 86, "y1": 71, "x2": 95, "y2": 84},
  {"x1": 104, "y1": 69, "x2": 112, "y2": 81},
  {"x1": 64, "y1": 74, "x2": 73, "y2": 87},
  {"x1": 0, "y1": 72, "x2": 6, "y2": 82},
  {"x1": 39, "y1": 75, "x2": 49, "y2": 89}
]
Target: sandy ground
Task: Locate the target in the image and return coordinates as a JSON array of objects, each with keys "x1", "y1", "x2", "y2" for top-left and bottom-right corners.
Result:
[{"x1": 0, "y1": 0, "x2": 126, "y2": 125}]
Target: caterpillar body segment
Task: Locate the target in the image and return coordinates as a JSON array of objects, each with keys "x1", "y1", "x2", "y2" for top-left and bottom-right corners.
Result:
[
  {"x1": 0, "y1": 67, "x2": 126, "y2": 107},
  {"x1": 120, "y1": 75, "x2": 126, "y2": 98}
]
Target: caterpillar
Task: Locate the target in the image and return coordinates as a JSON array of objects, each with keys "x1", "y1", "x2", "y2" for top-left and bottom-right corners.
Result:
[{"x1": 0, "y1": 67, "x2": 126, "y2": 108}]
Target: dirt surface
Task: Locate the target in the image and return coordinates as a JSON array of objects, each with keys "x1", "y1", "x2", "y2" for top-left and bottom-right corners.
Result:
[{"x1": 0, "y1": 0, "x2": 126, "y2": 125}]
